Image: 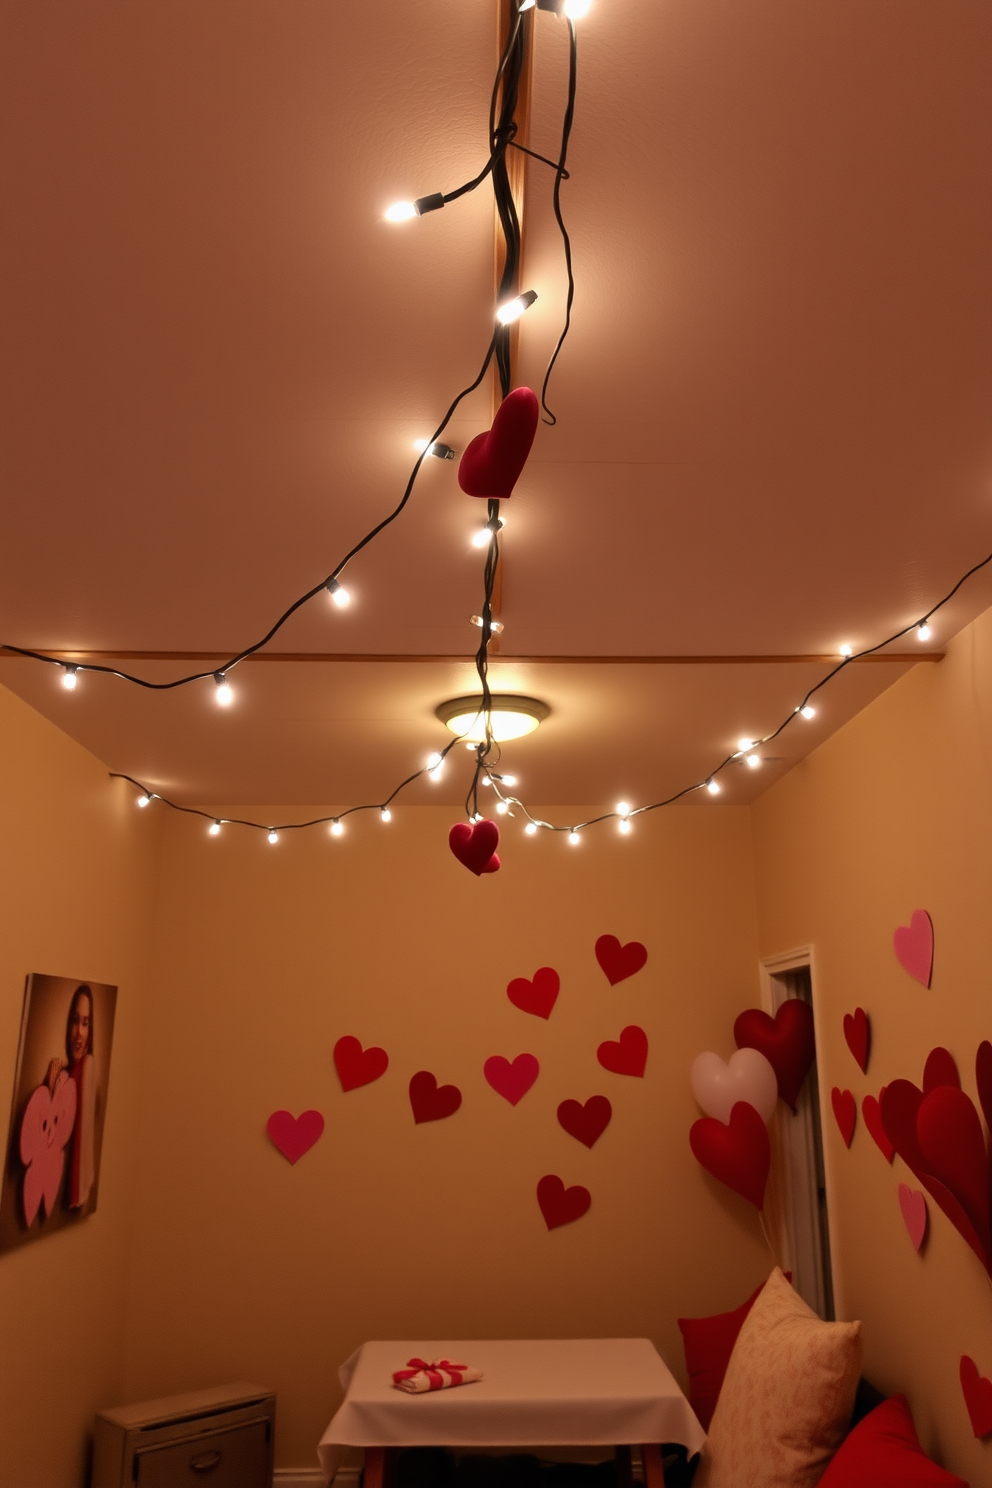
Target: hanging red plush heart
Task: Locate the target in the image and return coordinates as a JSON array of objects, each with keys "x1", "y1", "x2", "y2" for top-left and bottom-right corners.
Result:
[
  {"x1": 458, "y1": 387, "x2": 540, "y2": 500},
  {"x1": 507, "y1": 966, "x2": 560, "y2": 1019},
  {"x1": 449, "y1": 819, "x2": 500, "y2": 875},
  {"x1": 536, "y1": 1174, "x2": 592, "y2": 1230},
  {"x1": 689, "y1": 1101, "x2": 771, "y2": 1211},
  {"x1": 843, "y1": 1008, "x2": 870, "y2": 1073},
  {"x1": 557, "y1": 1095, "x2": 612, "y2": 1148},
  {"x1": 733, "y1": 1000, "x2": 815, "y2": 1113},
  {"x1": 594, "y1": 934, "x2": 648, "y2": 986},
  {"x1": 861, "y1": 1092, "x2": 895, "y2": 1162},
  {"x1": 831, "y1": 1088, "x2": 857, "y2": 1147},
  {"x1": 409, "y1": 1071, "x2": 462, "y2": 1124},
  {"x1": 333, "y1": 1035, "x2": 389, "y2": 1092}
]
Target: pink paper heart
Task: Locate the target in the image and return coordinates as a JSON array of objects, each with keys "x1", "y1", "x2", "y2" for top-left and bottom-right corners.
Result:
[
  {"x1": 893, "y1": 909, "x2": 934, "y2": 987},
  {"x1": 449, "y1": 820, "x2": 500, "y2": 876},
  {"x1": 898, "y1": 1183, "x2": 927, "y2": 1252},
  {"x1": 484, "y1": 1053, "x2": 539, "y2": 1106},
  {"x1": 266, "y1": 1109, "x2": 324, "y2": 1165},
  {"x1": 457, "y1": 387, "x2": 540, "y2": 500},
  {"x1": 19, "y1": 1077, "x2": 77, "y2": 1226}
]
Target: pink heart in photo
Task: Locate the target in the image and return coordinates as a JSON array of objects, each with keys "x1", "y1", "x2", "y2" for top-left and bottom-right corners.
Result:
[
  {"x1": 19, "y1": 1078, "x2": 78, "y2": 1226},
  {"x1": 266, "y1": 1109, "x2": 324, "y2": 1165},
  {"x1": 595, "y1": 934, "x2": 648, "y2": 986},
  {"x1": 507, "y1": 967, "x2": 560, "y2": 1019},
  {"x1": 484, "y1": 1053, "x2": 539, "y2": 1106},
  {"x1": 898, "y1": 1183, "x2": 927, "y2": 1252},
  {"x1": 893, "y1": 909, "x2": 934, "y2": 988},
  {"x1": 536, "y1": 1174, "x2": 592, "y2": 1230}
]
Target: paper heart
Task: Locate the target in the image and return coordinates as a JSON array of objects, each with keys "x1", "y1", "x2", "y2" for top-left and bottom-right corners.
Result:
[
  {"x1": 594, "y1": 934, "x2": 648, "y2": 986},
  {"x1": 893, "y1": 909, "x2": 934, "y2": 987},
  {"x1": 266, "y1": 1109, "x2": 324, "y2": 1165},
  {"x1": 597, "y1": 1025, "x2": 648, "y2": 1078},
  {"x1": 333, "y1": 1035, "x2": 389, "y2": 1092},
  {"x1": 861, "y1": 1093, "x2": 895, "y2": 1162},
  {"x1": 457, "y1": 387, "x2": 540, "y2": 500},
  {"x1": 689, "y1": 1101, "x2": 771, "y2": 1211},
  {"x1": 484, "y1": 1053, "x2": 539, "y2": 1106},
  {"x1": 19, "y1": 1078, "x2": 77, "y2": 1226},
  {"x1": 690, "y1": 1049, "x2": 778, "y2": 1125},
  {"x1": 409, "y1": 1070, "x2": 462, "y2": 1124},
  {"x1": 831, "y1": 1088, "x2": 857, "y2": 1147},
  {"x1": 898, "y1": 1183, "x2": 927, "y2": 1252},
  {"x1": 917, "y1": 1085, "x2": 992, "y2": 1259},
  {"x1": 961, "y1": 1357, "x2": 992, "y2": 1438},
  {"x1": 843, "y1": 1008, "x2": 870, "y2": 1073},
  {"x1": 733, "y1": 1000, "x2": 815, "y2": 1112},
  {"x1": 923, "y1": 1046, "x2": 959, "y2": 1092},
  {"x1": 976, "y1": 1041, "x2": 992, "y2": 1134},
  {"x1": 557, "y1": 1095, "x2": 612, "y2": 1148},
  {"x1": 449, "y1": 820, "x2": 500, "y2": 876},
  {"x1": 507, "y1": 966, "x2": 560, "y2": 1019},
  {"x1": 536, "y1": 1174, "x2": 592, "y2": 1230}
]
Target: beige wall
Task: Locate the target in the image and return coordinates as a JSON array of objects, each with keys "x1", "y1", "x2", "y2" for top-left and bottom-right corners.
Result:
[
  {"x1": 0, "y1": 685, "x2": 163, "y2": 1488},
  {"x1": 121, "y1": 801, "x2": 766, "y2": 1468},
  {"x1": 751, "y1": 606, "x2": 992, "y2": 1483}
]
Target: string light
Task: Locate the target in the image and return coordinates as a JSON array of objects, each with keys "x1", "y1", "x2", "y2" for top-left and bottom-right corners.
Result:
[
  {"x1": 706, "y1": 779, "x2": 721, "y2": 795},
  {"x1": 496, "y1": 289, "x2": 538, "y2": 325},
  {"x1": 495, "y1": 800, "x2": 509, "y2": 815},
  {"x1": 839, "y1": 643, "x2": 853, "y2": 657},
  {"x1": 472, "y1": 517, "x2": 505, "y2": 548},
  {"x1": 616, "y1": 801, "x2": 631, "y2": 817},
  {"x1": 330, "y1": 820, "x2": 344, "y2": 836},
  {"x1": 267, "y1": 830, "x2": 279, "y2": 845},
  {"x1": 209, "y1": 821, "x2": 221, "y2": 836},
  {"x1": 917, "y1": 623, "x2": 932, "y2": 641},
  {"x1": 137, "y1": 793, "x2": 152, "y2": 808},
  {"x1": 746, "y1": 753, "x2": 761, "y2": 769},
  {"x1": 736, "y1": 738, "x2": 754, "y2": 754},
  {"x1": 61, "y1": 666, "x2": 78, "y2": 691},
  {"x1": 380, "y1": 808, "x2": 392, "y2": 823},
  {"x1": 413, "y1": 439, "x2": 455, "y2": 459},
  {"x1": 563, "y1": 0, "x2": 591, "y2": 16},
  {"x1": 800, "y1": 705, "x2": 816, "y2": 720},
  {"x1": 568, "y1": 831, "x2": 581, "y2": 845},
  {"x1": 618, "y1": 819, "x2": 631, "y2": 834},
  {"x1": 525, "y1": 822, "x2": 538, "y2": 835},
  {"x1": 326, "y1": 579, "x2": 351, "y2": 609},
  {"x1": 500, "y1": 775, "x2": 517, "y2": 787},
  {"x1": 470, "y1": 615, "x2": 504, "y2": 634},
  {"x1": 427, "y1": 752, "x2": 444, "y2": 782},
  {"x1": 214, "y1": 674, "x2": 234, "y2": 706}
]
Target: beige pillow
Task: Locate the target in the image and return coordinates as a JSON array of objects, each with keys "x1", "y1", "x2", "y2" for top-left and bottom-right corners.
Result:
[{"x1": 693, "y1": 1267, "x2": 862, "y2": 1488}]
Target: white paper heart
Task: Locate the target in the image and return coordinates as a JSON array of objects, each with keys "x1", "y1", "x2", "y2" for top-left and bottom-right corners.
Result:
[{"x1": 690, "y1": 1048, "x2": 778, "y2": 1124}]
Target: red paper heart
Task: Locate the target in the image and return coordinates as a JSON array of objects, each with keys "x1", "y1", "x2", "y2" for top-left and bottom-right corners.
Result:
[
  {"x1": 917, "y1": 1085, "x2": 992, "y2": 1259},
  {"x1": 831, "y1": 1088, "x2": 857, "y2": 1147},
  {"x1": 861, "y1": 1092, "x2": 895, "y2": 1162},
  {"x1": 484, "y1": 1053, "x2": 539, "y2": 1106},
  {"x1": 923, "y1": 1046, "x2": 959, "y2": 1092},
  {"x1": 893, "y1": 909, "x2": 934, "y2": 987},
  {"x1": 976, "y1": 1041, "x2": 992, "y2": 1133},
  {"x1": 266, "y1": 1109, "x2": 325, "y2": 1165},
  {"x1": 594, "y1": 934, "x2": 648, "y2": 986},
  {"x1": 507, "y1": 966, "x2": 560, "y2": 1019},
  {"x1": 898, "y1": 1183, "x2": 927, "y2": 1252},
  {"x1": 333, "y1": 1035, "x2": 389, "y2": 1093},
  {"x1": 843, "y1": 1008, "x2": 870, "y2": 1073},
  {"x1": 689, "y1": 1101, "x2": 771, "y2": 1211},
  {"x1": 960, "y1": 1356, "x2": 992, "y2": 1438},
  {"x1": 409, "y1": 1071, "x2": 462, "y2": 1124},
  {"x1": 449, "y1": 820, "x2": 500, "y2": 876},
  {"x1": 457, "y1": 387, "x2": 540, "y2": 500},
  {"x1": 733, "y1": 1000, "x2": 815, "y2": 1112},
  {"x1": 597, "y1": 1025, "x2": 648, "y2": 1078},
  {"x1": 557, "y1": 1095, "x2": 612, "y2": 1148},
  {"x1": 536, "y1": 1174, "x2": 591, "y2": 1230}
]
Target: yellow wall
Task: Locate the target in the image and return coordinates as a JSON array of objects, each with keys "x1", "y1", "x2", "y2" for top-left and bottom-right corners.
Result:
[
  {"x1": 0, "y1": 685, "x2": 163, "y2": 1488},
  {"x1": 751, "y1": 606, "x2": 992, "y2": 1483},
  {"x1": 121, "y1": 801, "x2": 766, "y2": 1468}
]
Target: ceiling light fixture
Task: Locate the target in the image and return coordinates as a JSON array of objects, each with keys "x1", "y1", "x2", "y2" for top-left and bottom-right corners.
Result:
[{"x1": 435, "y1": 694, "x2": 550, "y2": 744}]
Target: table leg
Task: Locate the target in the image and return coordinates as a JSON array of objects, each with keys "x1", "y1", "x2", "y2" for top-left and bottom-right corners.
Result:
[
  {"x1": 640, "y1": 1444, "x2": 665, "y2": 1488},
  {"x1": 363, "y1": 1448, "x2": 397, "y2": 1488},
  {"x1": 614, "y1": 1446, "x2": 633, "y2": 1488}
]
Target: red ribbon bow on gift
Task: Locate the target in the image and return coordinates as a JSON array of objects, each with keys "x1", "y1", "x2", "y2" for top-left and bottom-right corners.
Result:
[{"x1": 392, "y1": 1358, "x2": 468, "y2": 1390}]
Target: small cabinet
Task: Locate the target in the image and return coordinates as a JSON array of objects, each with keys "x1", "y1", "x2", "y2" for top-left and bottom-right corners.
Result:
[{"x1": 93, "y1": 1382, "x2": 275, "y2": 1488}]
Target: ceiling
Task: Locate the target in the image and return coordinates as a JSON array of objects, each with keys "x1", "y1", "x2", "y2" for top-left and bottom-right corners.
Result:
[{"x1": 1, "y1": 1, "x2": 990, "y2": 822}]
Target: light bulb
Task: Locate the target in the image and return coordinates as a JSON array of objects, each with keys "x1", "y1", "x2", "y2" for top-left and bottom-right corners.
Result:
[
  {"x1": 137, "y1": 794, "x2": 151, "y2": 808},
  {"x1": 496, "y1": 801, "x2": 509, "y2": 815},
  {"x1": 414, "y1": 438, "x2": 434, "y2": 454},
  {"x1": 471, "y1": 812, "x2": 484, "y2": 824},
  {"x1": 61, "y1": 666, "x2": 78, "y2": 691},
  {"x1": 618, "y1": 819, "x2": 632, "y2": 834},
  {"x1": 209, "y1": 821, "x2": 221, "y2": 836},
  {"x1": 385, "y1": 201, "x2": 417, "y2": 222},
  {"x1": 746, "y1": 753, "x2": 761, "y2": 769},
  {"x1": 214, "y1": 674, "x2": 233, "y2": 706},
  {"x1": 330, "y1": 820, "x2": 344, "y2": 837},
  {"x1": 917, "y1": 624, "x2": 932, "y2": 641},
  {"x1": 472, "y1": 527, "x2": 493, "y2": 548},
  {"x1": 380, "y1": 808, "x2": 391, "y2": 823},
  {"x1": 737, "y1": 738, "x2": 754, "y2": 754},
  {"x1": 500, "y1": 775, "x2": 517, "y2": 787},
  {"x1": 426, "y1": 752, "x2": 444, "y2": 782},
  {"x1": 839, "y1": 643, "x2": 853, "y2": 657},
  {"x1": 563, "y1": 0, "x2": 590, "y2": 16},
  {"x1": 267, "y1": 830, "x2": 278, "y2": 844},
  {"x1": 568, "y1": 831, "x2": 581, "y2": 845},
  {"x1": 706, "y1": 779, "x2": 721, "y2": 795},
  {"x1": 800, "y1": 705, "x2": 816, "y2": 720},
  {"x1": 496, "y1": 289, "x2": 538, "y2": 325},
  {"x1": 525, "y1": 822, "x2": 538, "y2": 835},
  {"x1": 616, "y1": 801, "x2": 631, "y2": 817},
  {"x1": 470, "y1": 615, "x2": 504, "y2": 634},
  {"x1": 327, "y1": 579, "x2": 351, "y2": 608}
]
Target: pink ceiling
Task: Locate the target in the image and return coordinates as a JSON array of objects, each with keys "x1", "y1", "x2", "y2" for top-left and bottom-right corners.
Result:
[{"x1": 1, "y1": 1, "x2": 990, "y2": 818}]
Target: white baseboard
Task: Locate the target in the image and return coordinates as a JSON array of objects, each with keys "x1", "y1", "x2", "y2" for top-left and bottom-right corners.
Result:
[{"x1": 274, "y1": 1469, "x2": 360, "y2": 1487}]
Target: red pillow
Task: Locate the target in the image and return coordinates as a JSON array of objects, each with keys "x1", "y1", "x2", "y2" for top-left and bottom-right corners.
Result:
[
  {"x1": 818, "y1": 1395, "x2": 968, "y2": 1486},
  {"x1": 677, "y1": 1282, "x2": 765, "y2": 1430}
]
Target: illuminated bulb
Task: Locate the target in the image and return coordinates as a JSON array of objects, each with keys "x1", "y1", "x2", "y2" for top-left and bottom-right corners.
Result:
[
  {"x1": 214, "y1": 674, "x2": 234, "y2": 706},
  {"x1": 525, "y1": 822, "x2": 538, "y2": 835},
  {"x1": 496, "y1": 289, "x2": 538, "y2": 325},
  {"x1": 496, "y1": 801, "x2": 509, "y2": 815},
  {"x1": 137, "y1": 794, "x2": 151, "y2": 808},
  {"x1": 746, "y1": 753, "x2": 761, "y2": 769},
  {"x1": 737, "y1": 738, "x2": 754, "y2": 754},
  {"x1": 518, "y1": 0, "x2": 536, "y2": 9},
  {"x1": 385, "y1": 201, "x2": 417, "y2": 222},
  {"x1": 470, "y1": 615, "x2": 504, "y2": 635},
  {"x1": 839, "y1": 643, "x2": 853, "y2": 657},
  {"x1": 706, "y1": 779, "x2": 721, "y2": 795},
  {"x1": 326, "y1": 579, "x2": 351, "y2": 608},
  {"x1": 800, "y1": 705, "x2": 816, "y2": 719},
  {"x1": 330, "y1": 820, "x2": 344, "y2": 837},
  {"x1": 917, "y1": 624, "x2": 932, "y2": 641},
  {"x1": 616, "y1": 801, "x2": 631, "y2": 817},
  {"x1": 267, "y1": 830, "x2": 278, "y2": 845},
  {"x1": 618, "y1": 819, "x2": 632, "y2": 835},
  {"x1": 500, "y1": 775, "x2": 517, "y2": 787},
  {"x1": 414, "y1": 438, "x2": 434, "y2": 454},
  {"x1": 209, "y1": 821, "x2": 221, "y2": 836},
  {"x1": 61, "y1": 666, "x2": 78, "y2": 691},
  {"x1": 380, "y1": 808, "x2": 392, "y2": 823},
  {"x1": 426, "y1": 752, "x2": 444, "y2": 782},
  {"x1": 568, "y1": 831, "x2": 581, "y2": 845},
  {"x1": 563, "y1": 0, "x2": 590, "y2": 16}
]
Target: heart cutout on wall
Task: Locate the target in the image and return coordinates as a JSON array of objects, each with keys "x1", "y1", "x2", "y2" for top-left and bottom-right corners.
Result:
[
  {"x1": 960, "y1": 1357, "x2": 992, "y2": 1438},
  {"x1": 457, "y1": 387, "x2": 540, "y2": 500},
  {"x1": 557, "y1": 1096, "x2": 612, "y2": 1148},
  {"x1": 507, "y1": 967, "x2": 560, "y2": 1019},
  {"x1": 893, "y1": 909, "x2": 934, "y2": 988},
  {"x1": 266, "y1": 1109, "x2": 325, "y2": 1165},
  {"x1": 333, "y1": 1036, "x2": 389, "y2": 1092},
  {"x1": 831, "y1": 1088, "x2": 857, "y2": 1147},
  {"x1": 484, "y1": 1053, "x2": 539, "y2": 1106},
  {"x1": 536, "y1": 1174, "x2": 591, "y2": 1230},
  {"x1": 898, "y1": 1183, "x2": 927, "y2": 1252},
  {"x1": 734, "y1": 999, "x2": 815, "y2": 1112},
  {"x1": 689, "y1": 1101, "x2": 771, "y2": 1211},
  {"x1": 597, "y1": 1025, "x2": 648, "y2": 1078},
  {"x1": 843, "y1": 1008, "x2": 870, "y2": 1073},
  {"x1": 409, "y1": 1071, "x2": 462, "y2": 1124},
  {"x1": 923, "y1": 1046, "x2": 959, "y2": 1092},
  {"x1": 449, "y1": 820, "x2": 500, "y2": 875},
  {"x1": 594, "y1": 935, "x2": 648, "y2": 986},
  {"x1": 861, "y1": 1093, "x2": 895, "y2": 1162}
]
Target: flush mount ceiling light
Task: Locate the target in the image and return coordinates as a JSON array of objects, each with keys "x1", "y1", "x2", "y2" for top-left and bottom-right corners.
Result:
[{"x1": 435, "y1": 694, "x2": 550, "y2": 744}]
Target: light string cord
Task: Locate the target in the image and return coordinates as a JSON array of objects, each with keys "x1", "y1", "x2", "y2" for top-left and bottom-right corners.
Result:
[{"x1": 538, "y1": 16, "x2": 578, "y2": 426}]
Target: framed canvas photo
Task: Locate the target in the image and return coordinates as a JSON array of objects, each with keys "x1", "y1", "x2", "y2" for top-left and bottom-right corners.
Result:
[{"x1": 1, "y1": 973, "x2": 118, "y2": 1254}]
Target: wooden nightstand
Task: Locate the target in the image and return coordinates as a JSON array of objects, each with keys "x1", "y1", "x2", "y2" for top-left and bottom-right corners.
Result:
[{"x1": 93, "y1": 1382, "x2": 275, "y2": 1488}]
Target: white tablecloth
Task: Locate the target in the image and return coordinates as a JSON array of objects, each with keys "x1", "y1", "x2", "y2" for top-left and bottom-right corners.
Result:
[{"x1": 318, "y1": 1339, "x2": 705, "y2": 1481}]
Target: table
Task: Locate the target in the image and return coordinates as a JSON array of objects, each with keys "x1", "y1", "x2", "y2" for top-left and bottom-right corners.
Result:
[{"x1": 318, "y1": 1339, "x2": 705, "y2": 1487}]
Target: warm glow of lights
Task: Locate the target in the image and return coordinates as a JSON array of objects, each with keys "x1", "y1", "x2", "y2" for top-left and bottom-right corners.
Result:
[
  {"x1": 917, "y1": 624, "x2": 932, "y2": 641},
  {"x1": 426, "y1": 752, "x2": 444, "y2": 782},
  {"x1": 563, "y1": 0, "x2": 590, "y2": 16},
  {"x1": 267, "y1": 830, "x2": 278, "y2": 844},
  {"x1": 839, "y1": 643, "x2": 853, "y2": 657},
  {"x1": 706, "y1": 779, "x2": 721, "y2": 795},
  {"x1": 616, "y1": 801, "x2": 631, "y2": 817},
  {"x1": 568, "y1": 831, "x2": 581, "y2": 845},
  {"x1": 414, "y1": 438, "x2": 434, "y2": 454},
  {"x1": 209, "y1": 821, "x2": 221, "y2": 835},
  {"x1": 61, "y1": 666, "x2": 78, "y2": 691},
  {"x1": 137, "y1": 794, "x2": 151, "y2": 808},
  {"x1": 500, "y1": 775, "x2": 517, "y2": 787},
  {"x1": 437, "y1": 694, "x2": 548, "y2": 744},
  {"x1": 470, "y1": 615, "x2": 504, "y2": 634},
  {"x1": 328, "y1": 582, "x2": 351, "y2": 608},
  {"x1": 618, "y1": 819, "x2": 631, "y2": 834},
  {"x1": 215, "y1": 679, "x2": 234, "y2": 706},
  {"x1": 746, "y1": 753, "x2": 761, "y2": 769},
  {"x1": 496, "y1": 289, "x2": 538, "y2": 325},
  {"x1": 525, "y1": 822, "x2": 538, "y2": 835},
  {"x1": 330, "y1": 820, "x2": 344, "y2": 836},
  {"x1": 384, "y1": 201, "x2": 417, "y2": 222},
  {"x1": 381, "y1": 808, "x2": 392, "y2": 823},
  {"x1": 496, "y1": 801, "x2": 509, "y2": 815},
  {"x1": 737, "y1": 738, "x2": 754, "y2": 753},
  {"x1": 800, "y1": 705, "x2": 816, "y2": 719}
]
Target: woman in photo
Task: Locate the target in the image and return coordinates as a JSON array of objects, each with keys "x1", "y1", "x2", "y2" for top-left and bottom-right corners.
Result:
[{"x1": 46, "y1": 985, "x2": 97, "y2": 1209}]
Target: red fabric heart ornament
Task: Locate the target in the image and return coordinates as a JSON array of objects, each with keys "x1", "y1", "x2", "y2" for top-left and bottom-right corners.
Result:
[
  {"x1": 266, "y1": 1109, "x2": 325, "y2": 1165},
  {"x1": 557, "y1": 1095, "x2": 612, "y2": 1148},
  {"x1": 597, "y1": 1025, "x2": 648, "y2": 1078},
  {"x1": 923, "y1": 1046, "x2": 959, "y2": 1092},
  {"x1": 507, "y1": 966, "x2": 560, "y2": 1019},
  {"x1": 689, "y1": 1101, "x2": 771, "y2": 1210},
  {"x1": 333, "y1": 1035, "x2": 389, "y2": 1092},
  {"x1": 733, "y1": 999, "x2": 815, "y2": 1112},
  {"x1": 457, "y1": 387, "x2": 540, "y2": 500},
  {"x1": 594, "y1": 934, "x2": 648, "y2": 986},
  {"x1": 831, "y1": 1088, "x2": 857, "y2": 1147},
  {"x1": 917, "y1": 1085, "x2": 992, "y2": 1260},
  {"x1": 409, "y1": 1071, "x2": 462, "y2": 1124},
  {"x1": 960, "y1": 1356, "x2": 992, "y2": 1438},
  {"x1": 861, "y1": 1092, "x2": 895, "y2": 1162},
  {"x1": 893, "y1": 909, "x2": 934, "y2": 987},
  {"x1": 449, "y1": 819, "x2": 500, "y2": 875},
  {"x1": 843, "y1": 1008, "x2": 870, "y2": 1073},
  {"x1": 536, "y1": 1174, "x2": 591, "y2": 1229},
  {"x1": 484, "y1": 1053, "x2": 539, "y2": 1106}
]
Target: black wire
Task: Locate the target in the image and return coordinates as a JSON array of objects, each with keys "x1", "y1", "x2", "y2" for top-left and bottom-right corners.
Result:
[{"x1": 538, "y1": 17, "x2": 578, "y2": 426}]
